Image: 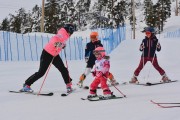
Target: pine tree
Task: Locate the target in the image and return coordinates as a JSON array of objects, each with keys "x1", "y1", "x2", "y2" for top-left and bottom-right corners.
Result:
[
  {"x1": 113, "y1": 1, "x2": 128, "y2": 27},
  {"x1": 155, "y1": 0, "x2": 171, "y2": 32},
  {"x1": 59, "y1": 0, "x2": 76, "y2": 25},
  {"x1": 44, "y1": 0, "x2": 61, "y2": 33},
  {"x1": 89, "y1": 0, "x2": 109, "y2": 28},
  {"x1": 9, "y1": 14, "x2": 21, "y2": 33},
  {"x1": 22, "y1": 11, "x2": 33, "y2": 33},
  {"x1": 0, "y1": 18, "x2": 10, "y2": 31},
  {"x1": 144, "y1": 0, "x2": 154, "y2": 27},
  {"x1": 9, "y1": 8, "x2": 29, "y2": 33},
  {"x1": 31, "y1": 5, "x2": 41, "y2": 32},
  {"x1": 75, "y1": 0, "x2": 91, "y2": 30}
]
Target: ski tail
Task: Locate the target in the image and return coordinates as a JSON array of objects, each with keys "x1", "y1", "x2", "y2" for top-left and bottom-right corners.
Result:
[
  {"x1": 81, "y1": 95, "x2": 123, "y2": 101},
  {"x1": 61, "y1": 88, "x2": 76, "y2": 96}
]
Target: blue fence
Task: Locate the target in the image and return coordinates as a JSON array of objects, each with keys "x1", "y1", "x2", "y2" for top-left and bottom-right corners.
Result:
[
  {"x1": 164, "y1": 28, "x2": 180, "y2": 38},
  {"x1": 0, "y1": 27, "x2": 126, "y2": 61}
]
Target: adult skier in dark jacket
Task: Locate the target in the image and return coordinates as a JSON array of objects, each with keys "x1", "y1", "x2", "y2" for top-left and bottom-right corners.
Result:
[
  {"x1": 130, "y1": 27, "x2": 170, "y2": 83},
  {"x1": 77, "y1": 32, "x2": 118, "y2": 88}
]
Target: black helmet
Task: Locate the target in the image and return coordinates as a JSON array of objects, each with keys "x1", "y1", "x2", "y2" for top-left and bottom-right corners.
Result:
[
  {"x1": 145, "y1": 27, "x2": 155, "y2": 33},
  {"x1": 64, "y1": 24, "x2": 75, "y2": 35}
]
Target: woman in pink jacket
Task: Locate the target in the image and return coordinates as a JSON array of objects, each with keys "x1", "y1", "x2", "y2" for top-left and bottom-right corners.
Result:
[{"x1": 20, "y1": 24, "x2": 75, "y2": 93}]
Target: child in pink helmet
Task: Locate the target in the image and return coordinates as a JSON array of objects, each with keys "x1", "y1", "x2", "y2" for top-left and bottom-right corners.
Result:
[
  {"x1": 20, "y1": 24, "x2": 75, "y2": 93},
  {"x1": 87, "y1": 47, "x2": 115, "y2": 99}
]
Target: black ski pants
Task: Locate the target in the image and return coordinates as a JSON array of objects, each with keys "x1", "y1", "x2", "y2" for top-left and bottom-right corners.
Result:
[{"x1": 25, "y1": 49, "x2": 72, "y2": 86}]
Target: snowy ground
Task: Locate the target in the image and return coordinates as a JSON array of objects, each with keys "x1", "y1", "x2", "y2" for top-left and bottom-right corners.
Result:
[
  {"x1": 1, "y1": 13, "x2": 180, "y2": 120},
  {"x1": 0, "y1": 36, "x2": 180, "y2": 120}
]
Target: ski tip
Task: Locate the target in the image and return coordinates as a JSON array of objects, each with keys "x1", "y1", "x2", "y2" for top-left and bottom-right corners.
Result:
[
  {"x1": 61, "y1": 94, "x2": 67, "y2": 96},
  {"x1": 146, "y1": 82, "x2": 152, "y2": 86},
  {"x1": 61, "y1": 93, "x2": 68, "y2": 97},
  {"x1": 81, "y1": 98, "x2": 87, "y2": 100},
  {"x1": 83, "y1": 86, "x2": 89, "y2": 89},
  {"x1": 48, "y1": 92, "x2": 54, "y2": 96}
]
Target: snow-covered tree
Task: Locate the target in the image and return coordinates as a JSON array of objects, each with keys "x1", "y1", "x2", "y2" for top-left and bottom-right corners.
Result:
[
  {"x1": 154, "y1": 0, "x2": 171, "y2": 32},
  {"x1": 44, "y1": 0, "x2": 61, "y2": 33},
  {"x1": 75, "y1": 0, "x2": 91, "y2": 30},
  {"x1": 0, "y1": 18, "x2": 10, "y2": 31},
  {"x1": 31, "y1": 5, "x2": 41, "y2": 32}
]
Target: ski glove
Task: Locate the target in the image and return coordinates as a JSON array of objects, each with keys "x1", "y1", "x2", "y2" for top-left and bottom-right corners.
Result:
[
  {"x1": 156, "y1": 43, "x2": 161, "y2": 49},
  {"x1": 139, "y1": 44, "x2": 145, "y2": 51},
  {"x1": 62, "y1": 44, "x2": 66, "y2": 49},
  {"x1": 85, "y1": 57, "x2": 89, "y2": 63},
  {"x1": 91, "y1": 71, "x2": 96, "y2": 77}
]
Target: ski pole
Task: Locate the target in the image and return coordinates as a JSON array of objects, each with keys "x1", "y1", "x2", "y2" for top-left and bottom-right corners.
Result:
[
  {"x1": 142, "y1": 43, "x2": 146, "y2": 81},
  {"x1": 37, "y1": 56, "x2": 55, "y2": 96},
  {"x1": 63, "y1": 47, "x2": 71, "y2": 84},
  {"x1": 38, "y1": 42, "x2": 61, "y2": 96},
  {"x1": 108, "y1": 80, "x2": 126, "y2": 97},
  {"x1": 146, "y1": 42, "x2": 159, "y2": 81}
]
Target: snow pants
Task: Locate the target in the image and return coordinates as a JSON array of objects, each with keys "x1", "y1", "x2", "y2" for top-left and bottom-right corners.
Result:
[
  {"x1": 25, "y1": 49, "x2": 72, "y2": 86},
  {"x1": 134, "y1": 57, "x2": 165, "y2": 76},
  {"x1": 90, "y1": 76, "x2": 111, "y2": 95}
]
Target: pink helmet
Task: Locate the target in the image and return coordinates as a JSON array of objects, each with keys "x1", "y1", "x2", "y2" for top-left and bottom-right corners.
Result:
[{"x1": 94, "y1": 47, "x2": 106, "y2": 57}]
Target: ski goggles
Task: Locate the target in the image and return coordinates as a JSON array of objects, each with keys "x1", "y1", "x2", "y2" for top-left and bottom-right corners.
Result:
[
  {"x1": 145, "y1": 31, "x2": 151, "y2": 36},
  {"x1": 93, "y1": 50, "x2": 105, "y2": 55}
]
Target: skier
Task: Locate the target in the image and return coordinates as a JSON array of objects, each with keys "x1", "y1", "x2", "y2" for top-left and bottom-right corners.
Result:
[
  {"x1": 130, "y1": 27, "x2": 170, "y2": 83},
  {"x1": 87, "y1": 47, "x2": 114, "y2": 99},
  {"x1": 77, "y1": 31, "x2": 118, "y2": 88},
  {"x1": 20, "y1": 24, "x2": 75, "y2": 93}
]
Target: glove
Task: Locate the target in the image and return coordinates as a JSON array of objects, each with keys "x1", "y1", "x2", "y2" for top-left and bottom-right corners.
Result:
[
  {"x1": 140, "y1": 44, "x2": 145, "y2": 51},
  {"x1": 91, "y1": 71, "x2": 96, "y2": 77},
  {"x1": 156, "y1": 43, "x2": 161, "y2": 49},
  {"x1": 85, "y1": 57, "x2": 89, "y2": 63},
  {"x1": 62, "y1": 44, "x2": 66, "y2": 49}
]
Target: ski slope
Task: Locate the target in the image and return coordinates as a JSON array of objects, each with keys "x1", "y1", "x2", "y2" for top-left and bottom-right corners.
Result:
[{"x1": 0, "y1": 15, "x2": 180, "y2": 120}]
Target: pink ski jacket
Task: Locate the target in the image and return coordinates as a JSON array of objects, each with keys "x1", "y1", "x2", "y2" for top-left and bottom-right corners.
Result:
[{"x1": 44, "y1": 28, "x2": 70, "y2": 56}]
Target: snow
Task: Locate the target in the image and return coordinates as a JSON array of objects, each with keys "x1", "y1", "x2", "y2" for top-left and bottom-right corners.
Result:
[
  {"x1": 0, "y1": 0, "x2": 42, "y2": 21},
  {"x1": 1, "y1": 2, "x2": 180, "y2": 120},
  {"x1": 1, "y1": 36, "x2": 180, "y2": 120}
]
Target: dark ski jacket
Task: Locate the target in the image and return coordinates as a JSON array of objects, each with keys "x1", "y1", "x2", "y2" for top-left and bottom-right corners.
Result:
[
  {"x1": 85, "y1": 40, "x2": 103, "y2": 68},
  {"x1": 140, "y1": 35, "x2": 161, "y2": 58}
]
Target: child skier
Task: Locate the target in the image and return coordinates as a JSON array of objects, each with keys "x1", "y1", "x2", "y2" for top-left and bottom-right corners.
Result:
[
  {"x1": 130, "y1": 27, "x2": 170, "y2": 83},
  {"x1": 87, "y1": 47, "x2": 114, "y2": 99},
  {"x1": 20, "y1": 24, "x2": 75, "y2": 93},
  {"x1": 77, "y1": 31, "x2": 118, "y2": 88}
]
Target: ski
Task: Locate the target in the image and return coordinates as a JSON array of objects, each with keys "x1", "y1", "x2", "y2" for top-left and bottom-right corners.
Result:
[
  {"x1": 156, "y1": 104, "x2": 180, "y2": 108},
  {"x1": 136, "y1": 80, "x2": 178, "y2": 86},
  {"x1": 81, "y1": 95, "x2": 123, "y2": 101},
  {"x1": 151, "y1": 100, "x2": 180, "y2": 108},
  {"x1": 76, "y1": 84, "x2": 89, "y2": 89},
  {"x1": 61, "y1": 88, "x2": 76, "y2": 96},
  {"x1": 151, "y1": 100, "x2": 180, "y2": 104},
  {"x1": 81, "y1": 86, "x2": 89, "y2": 90},
  {"x1": 9, "y1": 90, "x2": 53, "y2": 96}
]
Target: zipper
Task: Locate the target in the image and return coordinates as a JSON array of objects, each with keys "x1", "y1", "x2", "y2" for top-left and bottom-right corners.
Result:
[{"x1": 148, "y1": 38, "x2": 151, "y2": 58}]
